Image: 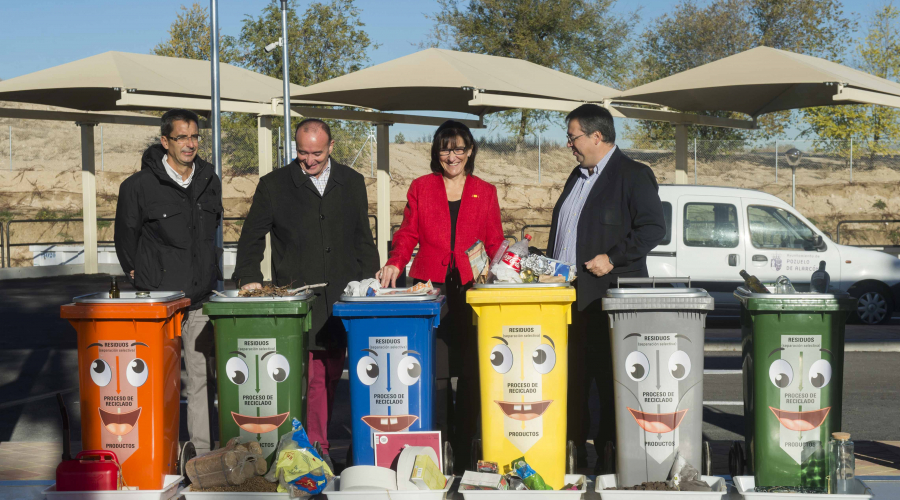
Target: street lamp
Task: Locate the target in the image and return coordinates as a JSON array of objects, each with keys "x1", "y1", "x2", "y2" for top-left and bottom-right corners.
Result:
[{"x1": 784, "y1": 148, "x2": 803, "y2": 207}]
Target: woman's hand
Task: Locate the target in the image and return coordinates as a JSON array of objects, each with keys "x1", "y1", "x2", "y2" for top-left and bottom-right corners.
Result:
[{"x1": 376, "y1": 265, "x2": 401, "y2": 288}]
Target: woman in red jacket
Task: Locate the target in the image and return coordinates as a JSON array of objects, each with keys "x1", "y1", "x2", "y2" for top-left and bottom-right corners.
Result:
[{"x1": 377, "y1": 120, "x2": 504, "y2": 472}]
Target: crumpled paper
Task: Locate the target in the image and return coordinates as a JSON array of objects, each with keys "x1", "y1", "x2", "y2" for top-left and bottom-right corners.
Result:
[{"x1": 343, "y1": 278, "x2": 381, "y2": 297}]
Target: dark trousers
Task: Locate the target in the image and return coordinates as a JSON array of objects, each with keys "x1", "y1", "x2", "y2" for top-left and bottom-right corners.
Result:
[
  {"x1": 418, "y1": 269, "x2": 479, "y2": 473},
  {"x1": 567, "y1": 300, "x2": 617, "y2": 456}
]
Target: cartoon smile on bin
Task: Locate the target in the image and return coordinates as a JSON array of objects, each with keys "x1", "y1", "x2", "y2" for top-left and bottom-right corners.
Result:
[
  {"x1": 615, "y1": 333, "x2": 701, "y2": 464},
  {"x1": 86, "y1": 341, "x2": 149, "y2": 463},
  {"x1": 488, "y1": 326, "x2": 557, "y2": 454},
  {"x1": 225, "y1": 343, "x2": 291, "y2": 434},
  {"x1": 357, "y1": 336, "x2": 421, "y2": 433},
  {"x1": 767, "y1": 336, "x2": 834, "y2": 463}
]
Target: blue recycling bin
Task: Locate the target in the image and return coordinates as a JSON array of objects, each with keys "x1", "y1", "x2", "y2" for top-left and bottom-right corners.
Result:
[{"x1": 333, "y1": 296, "x2": 446, "y2": 466}]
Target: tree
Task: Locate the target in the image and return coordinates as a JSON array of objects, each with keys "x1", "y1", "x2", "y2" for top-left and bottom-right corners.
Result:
[
  {"x1": 426, "y1": 0, "x2": 639, "y2": 143},
  {"x1": 801, "y1": 2, "x2": 900, "y2": 168},
  {"x1": 239, "y1": 0, "x2": 378, "y2": 163},
  {"x1": 153, "y1": 2, "x2": 239, "y2": 63},
  {"x1": 629, "y1": 0, "x2": 857, "y2": 143}
]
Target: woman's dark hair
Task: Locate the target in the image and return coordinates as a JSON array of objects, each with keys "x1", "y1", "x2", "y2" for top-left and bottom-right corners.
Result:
[{"x1": 430, "y1": 120, "x2": 477, "y2": 175}]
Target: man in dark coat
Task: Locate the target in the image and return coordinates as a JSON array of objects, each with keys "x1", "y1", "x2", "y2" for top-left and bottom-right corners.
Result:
[
  {"x1": 114, "y1": 108, "x2": 222, "y2": 453},
  {"x1": 546, "y1": 104, "x2": 667, "y2": 472},
  {"x1": 234, "y1": 118, "x2": 379, "y2": 464}
]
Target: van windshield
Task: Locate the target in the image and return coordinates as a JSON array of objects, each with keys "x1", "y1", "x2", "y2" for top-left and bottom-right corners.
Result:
[{"x1": 748, "y1": 205, "x2": 818, "y2": 250}]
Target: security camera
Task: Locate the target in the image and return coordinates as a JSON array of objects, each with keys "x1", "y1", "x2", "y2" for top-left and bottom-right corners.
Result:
[{"x1": 265, "y1": 38, "x2": 283, "y2": 53}]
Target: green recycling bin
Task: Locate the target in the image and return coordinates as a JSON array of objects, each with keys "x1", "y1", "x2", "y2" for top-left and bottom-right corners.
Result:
[
  {"x1": 203, "y1": 290, "x2": 315, "y2": 466},
  {"x1": 733, "y1": 285, "x2": 855, "y2": 492}
]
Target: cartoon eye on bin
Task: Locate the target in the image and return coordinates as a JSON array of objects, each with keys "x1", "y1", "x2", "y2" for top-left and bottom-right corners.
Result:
[
  {"x1": 490, "y1": 344, "x2": 513, "y2": 374},
  {"x1": 126, "y1": 358, "x2": 148, "y2": 387},
  {"x1": 625, "y1": 351, "x2": 650, "y2": 381},
  {"x1": 769, "y1": 359, "x2": 793, "y2": 388},
  {"x1": 397, "y1": 356, "x2": 422, "y2": 385},
  {"x1": 90, "y1": 359, "x2": 112, "y2": 387},
  {"x1": 357, "y1": 356, "x2": 379, "y2": 385},
  {"x1": 532, "y1": 344, "x2": 556, "y2": 374},
  {"x1": 809, "y1": 359, "x2": 832, "y2": 388},
  {"x1": 226, "y1": 357, "x2": 249, "y2": 385},
  {"x1": 668, "y1": 351, "x2": 691, "y2": 380},
  {"x1": 267, "y1": 354, "x2": 290, "y2": 382}
]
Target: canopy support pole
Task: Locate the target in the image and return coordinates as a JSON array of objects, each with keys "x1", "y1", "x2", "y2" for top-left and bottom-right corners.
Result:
[
  {"x1": 675, "y1": 123, "x2": 688, "y2": 184},
  {"x1": 210, "y1": 0, "x2": 224, "y2": 291},
  {"x1": 257, "y1": 115, "x2": 273, "y2": 281},
  {"x1": 78, "y1": 122, "x2": 98, "y2": 274},
  {"x1": 376, "y1": 123, "x2": 391, "y2": 265}
]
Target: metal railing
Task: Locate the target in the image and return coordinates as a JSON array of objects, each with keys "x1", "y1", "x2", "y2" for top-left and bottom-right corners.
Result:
[
  {"x1": 5, "y1": 218, "x2": 116, "y2": 268},
  {"x1": 836, "y1": 219, "x2": 900, "y2": 246},
  {"x1": 0, "y1": 220, "x2": 4, "y2": 268}
]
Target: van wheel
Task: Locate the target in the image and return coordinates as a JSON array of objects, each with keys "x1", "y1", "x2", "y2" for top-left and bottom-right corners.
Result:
[{"x1": 852, "y1": 284, "x2": 892, "y2": 325}]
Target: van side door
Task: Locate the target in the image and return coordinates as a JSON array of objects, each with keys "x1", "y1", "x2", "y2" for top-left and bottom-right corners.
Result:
[
  {"x1": 742, "y1": 199, "x2": 841, "y2": 289},
  {"x1": 675, "y1": 196, "x2": 745, "y2": 311},
  {"x1": 647, "y1": 201, "x2": 676, "y2": 278}
]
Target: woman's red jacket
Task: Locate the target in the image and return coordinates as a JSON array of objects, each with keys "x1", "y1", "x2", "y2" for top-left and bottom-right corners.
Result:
[{"x1": 386, "y1": 173, "x2": 505, "y2": 284}]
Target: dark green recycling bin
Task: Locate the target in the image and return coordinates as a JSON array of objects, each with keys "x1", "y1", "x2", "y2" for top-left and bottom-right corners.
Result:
[
  {"x1": 203, "y1": 290, "x2": 315, "y2": 466},
  {"x1": 734, "y1": 286, "x2": 855, "y2": 492}
]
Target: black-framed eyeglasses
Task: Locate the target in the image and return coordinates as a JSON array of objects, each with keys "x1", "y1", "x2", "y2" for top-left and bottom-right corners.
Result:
[
  {"x1": 566, "y1": 133, "x2": 586, "y2": 145},
  {"x1": 167, "y1": 134, "x2": 201, "y2": 144},
  {"x1": 439, "y1": 147, "x2": 467, "y2": 157}
]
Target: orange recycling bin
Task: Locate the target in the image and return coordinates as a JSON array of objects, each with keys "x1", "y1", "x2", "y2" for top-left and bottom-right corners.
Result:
[{"x1": 61, "y1": 291, "x2": 190, "y2": 490}]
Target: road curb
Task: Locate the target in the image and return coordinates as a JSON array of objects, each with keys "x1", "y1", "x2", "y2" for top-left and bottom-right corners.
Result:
[{"x1": 705, "y1": 339, "x2": 900, "y2": 352}]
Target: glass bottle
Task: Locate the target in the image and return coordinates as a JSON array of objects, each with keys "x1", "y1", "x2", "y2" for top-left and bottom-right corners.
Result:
[
  {"x1": 739, "y1": 270, "x2": 770, "y2": 294},
  {"x1": 829, "y1": 432, "x2": 855, "y2": 494},
  {"x1": 775, "y1": 275, "x2": 796, "y2": 294},
  {"x1": 109, "y1": 276, "x2": 120, "y2": 299}
]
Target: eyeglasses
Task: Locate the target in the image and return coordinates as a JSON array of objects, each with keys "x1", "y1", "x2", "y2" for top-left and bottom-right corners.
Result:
[
  {"x1": 439, "y1": 148, "x2": 468, "y2": 157},
  {"x1": 166, "y1": 134, "x2": 201, "y2": 145},
  {"x1": 566, "y1": 133, "x2": 586, "y2": 145}
]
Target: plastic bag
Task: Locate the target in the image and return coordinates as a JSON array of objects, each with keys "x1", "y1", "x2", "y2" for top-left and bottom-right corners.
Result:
[
  {"x1": 266, "y1": 419, "x2": 334, "y2": 497},
  {"x1": 185, "y1": 437, "x2": 267, "y2": 488},
  {"x1": 666, "y1": 452, "x2": 712, "y2": 492}
]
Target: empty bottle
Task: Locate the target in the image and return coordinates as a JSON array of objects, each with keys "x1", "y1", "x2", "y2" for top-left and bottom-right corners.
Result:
[
  {"x1": 811, "y1": 261, "x2": 830, "y2": 293},
  {"x1": 109, "y1": 276, "x2": 120, "y2": 299},
  {"x1": 491, "y1": 235, "x2": 532, "y2": 283},
  {"x1": 775, "y1": 275, "x2": 796, "y2": 294},
  {"x1": 739, "y1": 270, "x2": 770, "y2": 294},
  {"x1": 829, "y1": 432, "x2": 855, "y2": 494}
]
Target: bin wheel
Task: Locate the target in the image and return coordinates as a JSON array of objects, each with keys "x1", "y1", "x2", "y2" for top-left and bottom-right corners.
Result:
[
  {"x1": 701, "y1": 440, "x2": 712, "y2": 476},
  {"x1": 179, "y1": 441, "x2": 196, "y2": 484},
  {"x1": 442, "y1": 441, "x2": 454, "y2": 476},
  {"x1": 728, "y1": 440, "x2": 745, "y2": 478},
  {"x1": 602, "y1": 441, "x2": 617, "y2": 475},
  {"x1": 566, "y1": 440, "x2": 577, "y2": 474},
  {"x1": 470, "y1": 438, "x2": 482, "y2": 472}
]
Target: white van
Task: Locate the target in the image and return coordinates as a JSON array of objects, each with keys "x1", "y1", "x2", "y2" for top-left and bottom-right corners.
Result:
[{"x1": 648, "y1": 185, "x2": 900, "y2": 324}]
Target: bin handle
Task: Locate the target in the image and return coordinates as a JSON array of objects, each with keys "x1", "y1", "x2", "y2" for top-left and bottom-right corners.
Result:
[
  {"x1": 75, "y1": 450, "x2": 119, "y2": 463},
  {"x1": 616, "y1": 277, "x2": 691, "y2": 288}
]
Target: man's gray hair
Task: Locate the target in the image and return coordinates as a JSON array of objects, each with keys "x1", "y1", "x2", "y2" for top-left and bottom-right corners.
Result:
[{"x1": 566, "y1": 104, "x2": 615, "y2": 144}]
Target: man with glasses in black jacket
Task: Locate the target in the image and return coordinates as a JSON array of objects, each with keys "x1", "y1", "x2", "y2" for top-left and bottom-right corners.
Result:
[{"x1": 115, "y1": 109, "x2": 222, "y2": 454}]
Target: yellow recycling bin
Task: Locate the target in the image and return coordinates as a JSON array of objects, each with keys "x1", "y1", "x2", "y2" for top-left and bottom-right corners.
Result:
[{"x1": 467, "y1": 283, "x2": 576, "y2": 490}]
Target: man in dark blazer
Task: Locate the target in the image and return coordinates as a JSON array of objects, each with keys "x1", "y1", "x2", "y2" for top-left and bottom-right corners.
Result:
[
  {"x1": 234, "y1": 118, "x2": 379, "y2": 466},
  {"x1": 546, "y1": 104, "x2": 666, "y2": 472}
]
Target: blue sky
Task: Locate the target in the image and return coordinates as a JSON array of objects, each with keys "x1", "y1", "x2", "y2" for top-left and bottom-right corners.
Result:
[{"x1": 0, "y1": 0, "x2": 876, "y2": 142}]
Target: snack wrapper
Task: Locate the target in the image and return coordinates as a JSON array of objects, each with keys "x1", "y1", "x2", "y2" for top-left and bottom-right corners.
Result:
[
  {"x1": 477, "y1": 460, "x2": 499, "y2": 473},
  {"x1": 377, "y1": 280, "x2": 434, "y2": 296},
  {"x1": 467, "y1": 240, "x2": 491, "y2": 284},
  {"x1": 510, "y1": 456, "x2": 552, "y2": 491},
  {"x1": 266, "y1": 419, "x2": 333, "y2": 497}
]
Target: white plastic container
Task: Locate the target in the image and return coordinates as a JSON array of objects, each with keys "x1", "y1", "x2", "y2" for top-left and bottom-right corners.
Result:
[
  {"x1": 733, "y1": 476, "x2": 873, "y2": 500},
  {"x1": 460, "y1": 474, "x2": 587, "y2": 500},
  {"x1": 179, "y1": 486, "x2": 289, "y2": 499},
  {"x1": 43, "y1": 474, "x2": 182, "y2": 500},
  {"x1": 323, "y1": 475, "x2": 454, "y2": 500},
  {"x1": 595, "y1": 474, "x2": 727, "y2": 499}
]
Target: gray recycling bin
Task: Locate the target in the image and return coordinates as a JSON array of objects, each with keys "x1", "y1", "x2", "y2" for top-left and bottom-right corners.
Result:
[{"x1": 602, "y1": 278, "x2": 714, "y2": 486}]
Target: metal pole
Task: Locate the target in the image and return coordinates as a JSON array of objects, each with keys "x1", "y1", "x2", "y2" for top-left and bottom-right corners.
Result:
[
  {"x1": 538, "y1": 132, "x2": 542, "y2": 184},
  {"x1": 370, "y1": 124, "x2": 375, "y2": 178},
  {"x1": 850, "y1": 138, "x2": 853, "y2": 183},
  {"x1": 210, "y1": 0, "x2": 224, "y2": 291},
  {"x1": 792, "y1": 166, "x2": 796, "y2": 207},
  {"x1": 8, "y1": 126, "x2": 11, "y2": 171},
  {"x1": 693, "y1": 137, "x2": 697, "y2": 184},
  {"x1": 100, "y1": 125, "x2": 104, "y2": 172},
  {"x1": 280, "y1": 0, "x2": 292, "y2": 167},
  {"x1": 775, "y1": 139, "x2": 778, "y2": 183}
]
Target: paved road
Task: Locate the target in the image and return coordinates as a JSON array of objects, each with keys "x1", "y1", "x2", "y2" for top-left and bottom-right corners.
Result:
[{"x1": 1, "y1": 274, "x2": 898, "y2": 454}]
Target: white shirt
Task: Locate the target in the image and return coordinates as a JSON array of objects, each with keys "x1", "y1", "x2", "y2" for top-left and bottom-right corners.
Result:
[
  {"x1": 161, "y1": 154, "x2": 195, "y2": 188},
  {"x1": 306, "y1": 159, "x2": 332, "y2": 195}
]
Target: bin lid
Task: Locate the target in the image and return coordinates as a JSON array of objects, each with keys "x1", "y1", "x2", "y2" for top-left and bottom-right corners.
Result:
[
  {"x1": 602, "y1": 287, "x2": 714, "y2": 311},
  {"x1": 472, "y1": 282, "x2": 572, "y2": 289},
  {"x1": 734, "y1": 286, "x2": 855, "y2": 311},
  {"x1": 73, "y1": 291, "x2": 185, "y2": 304},
  {"x1": 208, "y1": 290, "x2": 312, "y2": 302},
  {"x1": 333, "y1": 295, "x2": 446, "y2": 319},
  {"x1": 466, "y1": 286, "x2": 576, "y2": 305}
]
